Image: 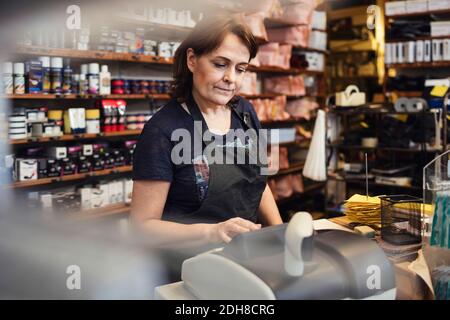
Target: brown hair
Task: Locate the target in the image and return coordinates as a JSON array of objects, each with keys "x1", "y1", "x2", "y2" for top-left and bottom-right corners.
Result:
[{"x1": 172, "y1": 15, "x2": 258, "y2": 101}]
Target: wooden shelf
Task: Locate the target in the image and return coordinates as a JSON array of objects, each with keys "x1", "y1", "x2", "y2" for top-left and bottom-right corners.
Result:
[
  {"x1": 386, "y1": 91, "x2": 423, "y2": 98},
  {"x1": 10, "y1": 130, "x2": 143, "y2": 145},
  {"x1": 328, "y1": 174, "x2": 421, "y2": 191},
  {"x1": 273, "y1": 162, "x2": 305, "y2": 176},
  {"x1": 261, "y1": 117, "x2": 309, "y2": 127},
  {"x1": 387, "y1": 9, "x2": 450, "y2": 19},
  {"x1": 387, "y1": 61, "x2": 450, "y2": 68},
  {"x1": 68, "y1": 203, "x2": 131, "y2": 221},
  {"x1": 3, "y1": 93, "x2": 171, "y2": 100},
  {"x1": 7, "y1": 165, "x2": 133, "y2": 189},
  {"x1": 15, "y1": 46, "x2": 174, "y2": 65}
]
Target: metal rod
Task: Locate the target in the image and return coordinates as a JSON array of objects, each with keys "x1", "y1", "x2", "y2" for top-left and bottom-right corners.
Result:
[{"x1": 365, "y1": 153, "x2": 369, "y2": 201}]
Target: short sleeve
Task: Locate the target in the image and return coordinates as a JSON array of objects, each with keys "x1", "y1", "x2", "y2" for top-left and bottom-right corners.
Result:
[{"x1": 132, "y1": 123, "x2": 174, "y2": 182}]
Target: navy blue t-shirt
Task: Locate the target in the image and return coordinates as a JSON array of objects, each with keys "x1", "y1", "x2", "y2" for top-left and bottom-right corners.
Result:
[{"x1": 132, "y1": 96, "x2": 263, "y2": 217}]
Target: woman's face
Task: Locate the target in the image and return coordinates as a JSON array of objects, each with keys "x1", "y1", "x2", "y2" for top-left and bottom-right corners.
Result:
[{"x1": 187, "y1": 33, "x2": 251, "y2": 107}]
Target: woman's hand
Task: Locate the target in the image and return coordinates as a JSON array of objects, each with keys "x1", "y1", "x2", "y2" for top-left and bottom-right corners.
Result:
[{"x1": 206, "y1": 217, "x2": 261, "y2": 243}]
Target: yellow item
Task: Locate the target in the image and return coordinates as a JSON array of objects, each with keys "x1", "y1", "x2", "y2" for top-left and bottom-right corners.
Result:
[
  {"x1": 63, "y1": 111, "x2": 71, "y2": 134},
  {"x1": 85, "y1": 109, "x2": 100, "y2": 119},
  {"x1": 344, "y1": 194, "x2": 381, "y2": 225},
  {"x1": 430, "y1": 86, "x2": 448, "y2": 98},
  {"x1": 48, "y1": 110, "x2": 63, "y2": 120}
]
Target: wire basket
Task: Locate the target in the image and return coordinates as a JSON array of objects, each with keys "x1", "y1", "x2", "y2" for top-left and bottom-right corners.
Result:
[{"x1": 380, "y1": 195, "x2": 422, "y2": 245}]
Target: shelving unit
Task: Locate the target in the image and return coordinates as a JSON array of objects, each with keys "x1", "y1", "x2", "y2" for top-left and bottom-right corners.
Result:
[{"x1": 6, "y1": 3, "x2": 328, "y2": 221}]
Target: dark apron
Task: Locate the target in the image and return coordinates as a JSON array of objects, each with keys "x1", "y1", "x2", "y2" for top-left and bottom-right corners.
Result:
[{"x1": 158, "y1": 96, "x2": 267, "y2": 282}]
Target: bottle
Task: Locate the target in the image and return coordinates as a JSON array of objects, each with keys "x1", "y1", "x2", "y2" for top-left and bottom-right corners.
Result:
[
  {"x1": 79, "y1": 74, "x2": 88, "y2": 95},
  {"x1": 50, "y1": 57, "x2": 63, "y2": 94},
  {"x1": 38, "y1": 56, "x2": 51, "y2": 94},
  {"x1": 62, "y1": 58, "x2": 72, "y2": 94},
  {"x1": 13, "y1": 63, "x2": 25, "y2": 94},
  {"x1": 3, "y1": 62, "x2": 13, "y2": 94},
  {"x1": 87, "y1": 63, "x2": 99, "y2": 95},
  {"x1": 99, "y1": 65, "x2": 111, "y2": 95},
  {"x1": 71, "y1": 74, "x2": 80, "y2": 94}
]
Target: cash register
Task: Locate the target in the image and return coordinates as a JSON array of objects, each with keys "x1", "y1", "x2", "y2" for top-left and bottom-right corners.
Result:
[{"x1": 155, "y1": 212, "x2": 397, "y2": 300}]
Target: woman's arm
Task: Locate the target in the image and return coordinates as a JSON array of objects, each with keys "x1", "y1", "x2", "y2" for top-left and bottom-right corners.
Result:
[
  {"x1": 130, "y1": 180, "x2": 261, "y2": 245},
  {"x1": 258, "y1": 184, "x2": 283, "y2": 226}
]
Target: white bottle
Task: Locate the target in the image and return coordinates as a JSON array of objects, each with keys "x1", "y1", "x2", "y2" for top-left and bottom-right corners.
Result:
[
  {"x1": 99, "y1": 65, "x2": 111, "y2": 95},
  {"x1": 87, "y1": 63, "x2": 99, "y2": 95},
  {"x1": 13, "y1": 63, "x2": 25, "y2": 94},
  {"x1": 3, "y1": 62, "x2": 13, "y2": 94}
]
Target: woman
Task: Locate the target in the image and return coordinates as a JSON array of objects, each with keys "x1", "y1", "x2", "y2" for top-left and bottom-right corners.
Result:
[{"x1": 131, "y1": 15, "x2": 282, "y2": 246}]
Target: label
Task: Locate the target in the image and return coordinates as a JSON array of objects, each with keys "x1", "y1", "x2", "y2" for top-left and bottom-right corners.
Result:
[
  {"x1": 3, "y1": 74, "x2": 13, "y2": 94},
  {"x1": 88, "y1": 75, "x2": 99, "y2": 95},
  {"x1": 86, "y1": 119, "x2": 100, "y2": 134},
  {"x1": 431, "y1": 85, "x2": 448, "y2": 97},
  {"x1": 14, "y1": 75, "x2": 25, "y2": 94}
]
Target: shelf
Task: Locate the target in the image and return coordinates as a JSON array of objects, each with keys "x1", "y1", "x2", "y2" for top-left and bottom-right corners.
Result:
[
  {"x1": 10, "y1": 130, "x2": 143, "y2": 145},
  {"x1": 68, "y1": 203, "x2": 131, "y2": 221},
  {"x1": 113, "y1": 17, "x2": 194, "y2": 41},
  {"x1": 328, "y1": 174, "x2": 421, "y2": 191},
  {"x1": 327, "y1": 104, "x2": 436, "y2": 115},
  {"x1": 386, "y1": 91, "x2": 423, "y2": 98},
  {"x1": 385, "y1": 36, "x2": 450, "y2": 43},
  {"x1": 261, "y1": 117, "x2": 310, "y2": 127},
  {"x1": 273, "y1": 162, "x2": 305, "y2": 176},
  {"x1": 7, "y1": 165, "x2": 133, "y2": 189},
  {"x1": 3, "y1": 93, "x2": 171, "y2": 100},
  {"x1": 387, "y1": 9, "x2": 450, "y2": 19},
  {"x1": 329, "y1": 143, "x2": 441, "y2": 153},
  {"x1": 248, "y1": 65, "x2": 324, "y2": 75},
  {"x1": 15, "y1": 46, "x2": 174, "y2": 65},
  {"x1": 387, "y1": 61, "x2": 450, "y2": 68}
]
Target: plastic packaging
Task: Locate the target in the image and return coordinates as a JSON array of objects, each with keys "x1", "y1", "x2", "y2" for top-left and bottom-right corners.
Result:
[
  {"x1": 38, "y1": 57, "x2": 51, "y2": 94},
  {"x1": 99, "y1": 65, "x2": 111, "y2": 95}
]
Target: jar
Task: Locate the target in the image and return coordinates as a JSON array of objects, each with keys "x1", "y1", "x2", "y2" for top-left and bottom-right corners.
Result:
[
  {"x1": 140, "y1": 80, "x2": 149, "y2": 94},
  {"x1": 85, "y1": 109, "x2": 100, "y2": 134}
]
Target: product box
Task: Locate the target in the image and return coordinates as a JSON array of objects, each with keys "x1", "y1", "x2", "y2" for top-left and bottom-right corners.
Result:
[
  {"x1": 424, "y1": 40, "x2": 432, "y2": 62},
  {"x1": 15, "y1": 158, "x2": 38, "y2": 181},
  {"x1": 405, "y1": 41, "x2": 416, "y2": 63},
  {"x1": 416, "y1": 40, "x2": 424, "y2": 62},
  {"x1": 385, "y1": 43, "x2": 393, "y2": 64},
  {"x1": 308, "y1": 31, "x2": 327, "y2": 51},
  {"x1": 25, "y1": 60, "x2": 43, "y2": 94},
  {"x1": 431, "y1": 21, "x2": 450, "y2": 37},
  {"x1": 311, "y1": 11, "x2": 327, "y2": 31},
  {"x1": 406, "y1": 0, "x2": 428, "y2": 13},
  {"x1": 124, "y1": 179, "x2": 133, "y2": 204},
  {"x1": 305, "y1": 52, "x2": 325, "y2": 71},
  {"x1": 432, "y1": 39, "x2": 444, "y2": 61},
  {"x1": 428, "y1": 0, "x2": 450, "y2": 11},
  {"x1": 80, "y1": 188, "x2": 91, "y2": 210},
  {"x1": 443, "y1": 39, "x2": 450, "y2": 60},
  {"x1": 46, "y1": 159, "x2": 62, "y2": 178},
  {"x1": 48, "y1": 146, "x2": 67, "y2": 160},
  {"x1": 83, "y1": 144, "x2": 93, "y2": 156},
  {"x1": 99, "y1": 183, "x2": 110, "y2": 207},
  {"x1": 37, "y1": 158, "x2": 48, "y2": 179},
  {"x1": 90, "y1": 188, "x2": 104, "y2": 208},
  {"x1": 385, "y1": 1, "x2": 407, "y2": 16}
]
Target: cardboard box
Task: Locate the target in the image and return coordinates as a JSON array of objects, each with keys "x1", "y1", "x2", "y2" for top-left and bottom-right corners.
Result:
[
  {"x1": 385, "y1": 1, "x2": 407, "y2": 16},
  {"x1": 15, "y1": 159, "x2": 38, "y2": 181},
  {"x1": 431, "y1": 21, "x2": 450, "y2": 37},
  {"x1": 428, "y1": 0, "x2": 450, "y2": 11},
  {"x1": 416, "y1": 40, "x2": 424, "y2": 62},
  {"x1": 406, "y1": 0, "x2": 428, "y2": 13}
]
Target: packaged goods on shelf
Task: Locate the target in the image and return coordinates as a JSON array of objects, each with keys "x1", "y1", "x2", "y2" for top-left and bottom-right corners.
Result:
[
  {"x1": 125, "y1": 112, "x2": 151, "y2": 130},
  {"x1": 406, "y1": 0, "x2": 428, "y2": 13},
  {"x1": 428, "y1": 0, "x2": 450, "y2": 11},
  {"x1": 281, "y1": 0, "x2": 316, "y2": 25},
  {"x1": 239, "y1": 72, "x2": 259, "y2": 95},
  {"x1": 98, "y1": 100, "x2": 126, "y2": 132},
  {"x1": 264, "y1": 75, "x2": 306, "y2": 96},
  {"x1": 250, "y1": 96, "x2": 289, "y2": 121},
  {"x1": 286, "y1": 98, "x2": 319, "y2": 120},
  {"x1": 385, "y1": 1, "x2": 407, "y2": 16},
  {"x1": 243, "y1": 13, "x2": 268, "y2": 41},
  {"x1": 267, "y1": 25, "x2": 310, "y2": 47},
  {"x1": 14, "y1": 159, "x2": 38, "y2": 181},
  {"x1": 308, "y1": 31, "x2": 327, "y2": 52},
  {"x1": 311, "y1": 11, "x2": 327, "y2": 31},
  {"x1": 257, "y1": 43, "x2": 292, "y2": 69}
]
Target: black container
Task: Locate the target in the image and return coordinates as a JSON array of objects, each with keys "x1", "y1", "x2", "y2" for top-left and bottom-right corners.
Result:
[{"x1": 380, "y1": 195, "x2": 422, "y2": 245}]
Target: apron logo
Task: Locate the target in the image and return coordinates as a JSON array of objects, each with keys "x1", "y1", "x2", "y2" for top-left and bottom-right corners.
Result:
[{"x1": 170, "y1": 121, "x2": 279, "y2": 175}]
